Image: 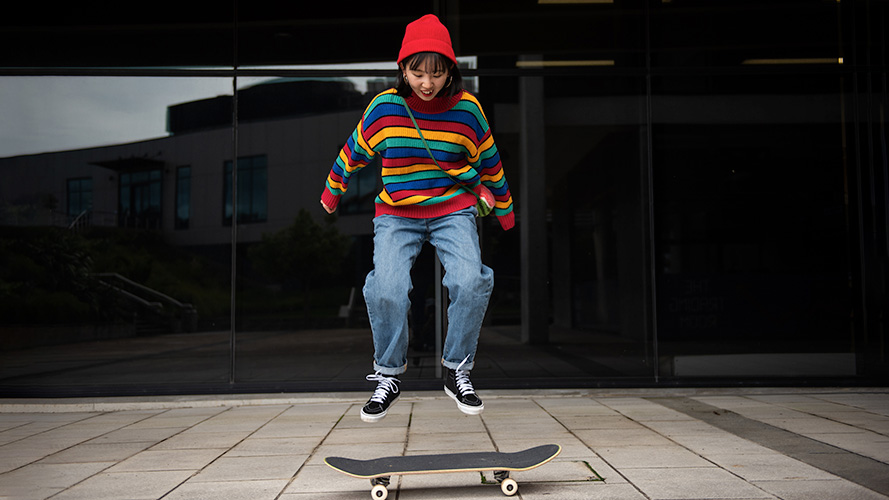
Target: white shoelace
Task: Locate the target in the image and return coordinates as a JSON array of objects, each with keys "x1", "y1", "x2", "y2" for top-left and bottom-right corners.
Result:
[
  {"x1": 453, "y1": 356, "x2": 476, "y2": 396},
  {"x1": 366, "y1": 372, "x2": 399, "y2": 403}
]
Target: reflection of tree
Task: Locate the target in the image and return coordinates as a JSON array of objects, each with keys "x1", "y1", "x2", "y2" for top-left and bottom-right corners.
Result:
[
  {"x1": 0, "y1": 229, "x2": 98, "y2": 324},
  {"x1": 249, "y1": 210, "x2": 352, "y2": 318}
]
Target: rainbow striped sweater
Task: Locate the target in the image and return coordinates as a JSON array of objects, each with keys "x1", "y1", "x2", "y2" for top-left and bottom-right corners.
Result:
[{"x1": 321, "y1": 89, "x2": 514, "y2": 231}]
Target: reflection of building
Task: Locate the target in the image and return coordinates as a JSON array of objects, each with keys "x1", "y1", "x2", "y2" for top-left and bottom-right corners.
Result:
[{"x1": 0, "y1": 79, "x2": 380, "y2": 245}]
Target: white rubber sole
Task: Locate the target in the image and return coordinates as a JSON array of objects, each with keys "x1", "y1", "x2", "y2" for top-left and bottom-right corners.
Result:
[
  {"x1": 444, "y1": 387, "x2": 484, "y2": 415},
  {"x1": 360, "y1": 396, "x2": 399, "y2": 423}
]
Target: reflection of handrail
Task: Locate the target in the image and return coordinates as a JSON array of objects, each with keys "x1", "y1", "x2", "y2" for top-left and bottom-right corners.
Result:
[
  {"x1": 97, "y1": 281, "x2": 164, "y2": 311},
  {"x1": 68, "y1": 209, "x2": 90, "y2": 230},
  {"x1": 91, "y1": 272, "x2": 198, "y2": 333},
  {"x1": 91, "y1": 272, "x2": 194, "y2": 310}
]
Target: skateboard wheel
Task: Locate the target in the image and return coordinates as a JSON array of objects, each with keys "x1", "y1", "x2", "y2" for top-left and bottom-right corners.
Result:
[
  {"x1": 500, "y1": 478, "x2": 518, "y2": 496},
  {"x1": 371, "y1": 484, "x2": 389, "y2": 500}
]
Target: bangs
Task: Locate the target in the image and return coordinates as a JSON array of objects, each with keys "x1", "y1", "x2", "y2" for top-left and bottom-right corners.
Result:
[{"x1": 403, "y1": 52, "x2": 451, "y2": 73}]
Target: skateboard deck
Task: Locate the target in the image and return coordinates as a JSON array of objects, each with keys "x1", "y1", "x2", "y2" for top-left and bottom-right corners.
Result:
[{"x1": 325, "y1": 444, "x2": 560, "y2": 498}]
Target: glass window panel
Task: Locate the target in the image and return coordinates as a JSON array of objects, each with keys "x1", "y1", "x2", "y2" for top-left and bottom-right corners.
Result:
[
  {"x1": 459, "y1": 1, "x2": 646, "y2": 69},
  {"x1": 650, "y1": 1, "x2": 842, "y2": 68},
  {"x1": 652, "y1": 71, "x2": 853, "y2": 378},
  {"x1": 0, "y1": 76, "x2": 234, "y2": 393}
]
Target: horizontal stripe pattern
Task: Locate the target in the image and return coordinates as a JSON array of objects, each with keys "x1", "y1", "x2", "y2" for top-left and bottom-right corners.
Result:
[{"x1": 323, "y1": 89, "x2": 514, "y2": 229}]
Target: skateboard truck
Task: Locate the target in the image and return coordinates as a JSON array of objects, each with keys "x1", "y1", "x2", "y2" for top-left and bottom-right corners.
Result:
[{"x1": 368, "y1": 470, "x2": 517, "y2": 498}]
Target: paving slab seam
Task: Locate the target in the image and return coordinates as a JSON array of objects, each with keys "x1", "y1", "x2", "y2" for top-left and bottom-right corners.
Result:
[
  {"x1": 21, "y1": 409, "x2": 203, "y2": 499},
  {"x1": 650, "y1": 396, "x2": 889, "y2": 497},
  {"x1": 1, "y1": 407, "x2": 176, "y2": 473},
  {"x1": 273, "y1": 402, "x2": 353, "y2": 499},
  {"x1": 528, "y1": 397, "x2": 654, "y2": 500}
]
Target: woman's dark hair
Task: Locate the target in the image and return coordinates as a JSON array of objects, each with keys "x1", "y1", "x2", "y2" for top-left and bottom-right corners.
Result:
[{"x1": 396, "y1": 51, "x2": 463, "y2": 98}]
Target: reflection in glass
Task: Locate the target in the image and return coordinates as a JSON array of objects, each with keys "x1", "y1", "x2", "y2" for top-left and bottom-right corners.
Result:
[
  {"x1": 119, "y1": 170, "x2": 162, "y2": 229},
  {"x1": 66, "y1": 177, "x2": 93, "y2": 219},
  {"x1": 175, "y1": 166, "x2": 191, "y2": 230},
  {"x1": 652, "y1": 74, "x2": 852, "y2": 378},
  {"x1": 224, "y1": 155, "x2": 268, "y2": 225},
  {"x1": 0, "y1": 77, "x2": 234, "y2": 392}
]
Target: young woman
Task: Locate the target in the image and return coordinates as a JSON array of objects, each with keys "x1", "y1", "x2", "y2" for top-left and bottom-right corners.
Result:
[{"x1": 320, "y1": 14, "x2": 514, "y2": 422}]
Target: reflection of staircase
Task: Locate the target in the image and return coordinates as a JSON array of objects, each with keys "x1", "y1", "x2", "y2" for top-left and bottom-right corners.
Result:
[{"x1": 91, "y1": 273, "x2": 198, "y2": 335}]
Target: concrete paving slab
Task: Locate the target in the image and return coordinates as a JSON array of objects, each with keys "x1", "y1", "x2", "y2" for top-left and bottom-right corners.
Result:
[
  {"x1": 163, "y1": 479, "x2": 289, "y2": 500},
  {"x1": 37, "y1": 441, "x2": 154, "y2": 464},
  {"x1": 106, "y1": 448, "x2": 227, "y2": 472},
  {"x1": 600, "y1": 398, "x2": 696, "y2": 422},
  {"x1": 714, "y1": 404, "x2": 812, "y2": 420},
  {"x1": 814, "y1": 411, "x2": 889, "y2": 435},
  {"x1": 406, "y1": 431, "x2": 495, "y2": 453},
  {"x1": 150, "y1": 430, "x2": 252, "y2": 450},
  {"x1": 324, "y1": 426, "x2": 407, "y2": 445},
  {"x1": 87, "y1": 426, "x2": 187, "y2": 444},
  {"x1": 552, "y1": 414, "x2": 640, "y2": 430},
  {"x1": 517, "y1": 482, "x2": 648, "y2": 500},
  {"x1": 621, "y1": 467, "x2": 776, "y2": 499},
  {"x1": 225, "y1": 436, "x2": 321, "y2": 457},
  {"x1": 284, "y1": 463, "x2": 363, "y2": 495},
  {"x1": 641, "y1": 419, "x2": 723, "y2": 436},
  {"x1": 48, "y1": 470, "x2": 195, "y2": 500},
  {"x1": 759, "y1": 416, "x2": 865, "y2": 435},
  {"x1": 308, "y1": 441, "x2": 405, "y2": 466},
  {"x1": 275, "y1": 403, "x2": 353, "y2": 416},
  {"x1": 189, "y1": 454, "x2": 309, "y2": 482},
  {"x1": 534, "y1": 398, "x2": 620, "y2": 416},
  {"x1": 754, "y1": 479, "x2": 889, "y2": 500},
  {"x1": 492, "y1": 436, "x2": 591, "y2": 459},
  {"x1": 706, "y1": 452, "x2": 839, "y2": 481},
  {"x1": 487, "y1": 427, "x2": 573, "y2": 443},
  {"x1": 668, "y1": 432, "x2": 773, "y2": 456},
  {"x1": 594, "y1": 444, "x2": 715, "y2": 469},
  {"x1": 124, "y1": 411, "x2": 226, "y2": 430},
  {"x1": 0, "y1": 461, "x2": 114, "y2": 496},
  {"x1": 574, "y1": 428, "x2": 674, "y2": 447},
  {"x1": 816, "y1": 394, "x2": 889, "y2": 415},
  {"x1": 251, "y1": 421, "x2": 338, "y2": 439},
  {"x1": 408, "y1": 414, "x2": 486, "y2": 434},
  {"x1": 805, "y1": 432, "x2": 889, "y2": 462}
]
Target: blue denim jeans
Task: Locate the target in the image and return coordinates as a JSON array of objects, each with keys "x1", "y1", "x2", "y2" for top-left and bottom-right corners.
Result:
[{"x1": 363, "y1": 208, "x2": 494, "y2": 375}]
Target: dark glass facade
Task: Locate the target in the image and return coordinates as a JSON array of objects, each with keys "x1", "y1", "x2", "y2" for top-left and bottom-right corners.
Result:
[{"x1": 0, "y1": 0, "x2": 886, "y2": 396}]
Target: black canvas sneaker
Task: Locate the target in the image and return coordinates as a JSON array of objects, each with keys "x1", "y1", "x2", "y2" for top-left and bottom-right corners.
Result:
[
  {"x1": 360, "y1": 372, "x2": 401, "y2": 423},
  {"x1": 445, "y1": 367, "x2": 484, "y2": 415}
]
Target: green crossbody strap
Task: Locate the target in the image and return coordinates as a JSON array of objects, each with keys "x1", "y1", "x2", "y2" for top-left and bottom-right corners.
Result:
[{"x1": 400, "y1": 97, "x2": 480, "y2": 203}]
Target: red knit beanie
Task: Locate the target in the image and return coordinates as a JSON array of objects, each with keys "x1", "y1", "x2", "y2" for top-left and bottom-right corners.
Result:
[{"x1": 397, "y1": 14, "x2": 457, "y2": 65}]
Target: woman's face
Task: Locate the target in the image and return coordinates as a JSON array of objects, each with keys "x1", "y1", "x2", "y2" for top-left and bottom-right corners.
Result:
[{"x1": 402, "y1": 60, "x2": 450, "y2": 101}]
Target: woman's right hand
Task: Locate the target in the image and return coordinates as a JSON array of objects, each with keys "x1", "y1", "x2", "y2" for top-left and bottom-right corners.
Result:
[{"x1": 321, "y1": 200, "x2": 336, "y2": 214}]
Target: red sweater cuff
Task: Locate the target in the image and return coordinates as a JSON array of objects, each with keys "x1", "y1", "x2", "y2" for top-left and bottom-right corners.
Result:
[
  {"x1": 321, "y1": 188, "x2": 340, "y2": 212},
  {"x1": 497, "y1": 211, "x2": 515, "y2": 231}
]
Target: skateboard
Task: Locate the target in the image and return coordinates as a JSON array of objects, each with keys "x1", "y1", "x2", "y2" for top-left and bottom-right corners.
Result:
[{"x1": 325, "y1": 443, "x2": 561, "y2": 499}]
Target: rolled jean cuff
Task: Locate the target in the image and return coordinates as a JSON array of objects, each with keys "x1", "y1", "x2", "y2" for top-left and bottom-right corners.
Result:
[
  {"x1": 373, "y1": 362, "x2": 407, "y2": 376},
  {"x1": 441, "y1": 358, "x2": 474, "y2": 372}
]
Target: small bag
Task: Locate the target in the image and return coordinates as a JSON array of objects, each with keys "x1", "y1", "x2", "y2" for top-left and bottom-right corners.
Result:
[
  {"x1": 475, "y1": 184, "x2": 495, "y2": 217},
  {"x1": 401, "y1": 97, "x2": 493, "y2": 217}
]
